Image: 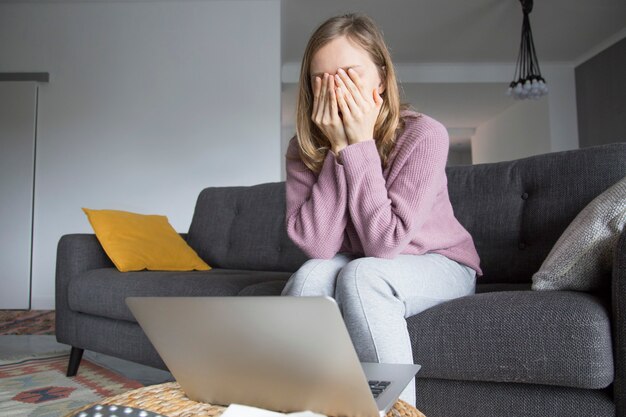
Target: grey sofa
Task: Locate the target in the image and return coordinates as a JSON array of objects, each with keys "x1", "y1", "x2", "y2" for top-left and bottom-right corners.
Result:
[{"x1": 56, "y1": 143, "x2": 626, "y2": 417}]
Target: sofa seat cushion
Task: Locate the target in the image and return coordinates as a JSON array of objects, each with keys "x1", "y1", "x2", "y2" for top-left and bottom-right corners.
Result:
[
  {"x1": 237, "y1": 280, "x2": 288, "y2": 296},
  {"x1": 68, "y1": 268, "x2": 291, "y2": 322},
  {"x1": 407, "y1": 290, "x2": 613, "y2": 390}
]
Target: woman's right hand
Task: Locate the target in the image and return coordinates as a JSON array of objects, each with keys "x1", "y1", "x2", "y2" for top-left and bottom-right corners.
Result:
[{"x1": 311, "y1": 73, "x2": 349, "y2": 156}]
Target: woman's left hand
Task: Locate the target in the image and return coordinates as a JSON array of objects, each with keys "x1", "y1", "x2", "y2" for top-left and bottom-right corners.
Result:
[{"x1": 334, "y1": 67, "x2": 384, "y2": 145}]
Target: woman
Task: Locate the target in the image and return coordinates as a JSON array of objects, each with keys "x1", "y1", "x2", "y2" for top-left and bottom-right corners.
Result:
[{"x1": 281, "y1": 13, "x2": 482, "y2": 407}]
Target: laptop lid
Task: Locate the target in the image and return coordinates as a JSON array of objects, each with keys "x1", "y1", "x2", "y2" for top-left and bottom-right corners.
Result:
[{"x1": 126, "y1": 296, "x2": 418, "y2": 417}]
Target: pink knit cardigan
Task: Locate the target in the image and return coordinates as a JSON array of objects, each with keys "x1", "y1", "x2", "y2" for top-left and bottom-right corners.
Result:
[{"x1": 285, "y1": 110, "x2": 482, "y2": 276}]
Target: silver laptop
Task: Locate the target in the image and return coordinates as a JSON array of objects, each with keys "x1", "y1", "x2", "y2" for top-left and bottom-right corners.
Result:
[{"x1": 125, "y1": 296, "x2": 420, "y2": 417}]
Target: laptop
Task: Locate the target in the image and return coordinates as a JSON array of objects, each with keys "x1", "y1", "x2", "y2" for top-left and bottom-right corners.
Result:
[{"x1": 125, "y1": 296, "x2": 421, "y2": 417}]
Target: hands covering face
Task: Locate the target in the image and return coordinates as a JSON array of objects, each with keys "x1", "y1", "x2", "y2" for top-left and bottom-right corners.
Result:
[{"x1": 311, "y1": 68, "x2": 384, "y2": 155}]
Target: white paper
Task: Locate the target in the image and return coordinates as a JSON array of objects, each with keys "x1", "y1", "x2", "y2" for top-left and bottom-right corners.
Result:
[{"x1": 220, "y1": 403, "x2": 327, "y2": 417}]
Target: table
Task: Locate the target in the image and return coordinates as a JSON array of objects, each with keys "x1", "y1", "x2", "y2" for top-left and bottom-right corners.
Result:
[{"x1": 66, "y1": 381, "x2": 426, "y2": 417}]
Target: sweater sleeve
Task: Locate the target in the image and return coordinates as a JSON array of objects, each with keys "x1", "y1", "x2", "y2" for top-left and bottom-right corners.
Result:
[
  {"x1": 339, "y1": 123, "x2": 449, "y2": 258},
  {"x1": 285, "y1": 137, "x2": 348, "y2": 259}
]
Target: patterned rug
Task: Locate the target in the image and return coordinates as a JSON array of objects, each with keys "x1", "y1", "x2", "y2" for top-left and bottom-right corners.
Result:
[
  {"x1": 0, "y1": 311, "x2": 56, "y2": 335},
  {"x1": 0, "y1": 351, "x2": 143, "y2": 417}
]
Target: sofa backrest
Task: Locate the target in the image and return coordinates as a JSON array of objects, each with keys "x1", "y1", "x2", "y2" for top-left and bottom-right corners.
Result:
[
  {"x1": 187, "y1": 182, "x2": 308, "y2": 272},
  {"x1": 447, "y1": 142, "x2": 626, "y2": 284},
  {"x1": 188, "y1": 143, "x2": 626, "y2": 282}
]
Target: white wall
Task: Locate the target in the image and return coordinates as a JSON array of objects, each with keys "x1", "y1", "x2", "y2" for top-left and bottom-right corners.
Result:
[
  {"x1": 472, "y1": 97, "x2": 551, "y2": 164},
  {"x1": 0, "y1": 0, "x2": 281, "y2": 309},
  {"x1": 542, "y1": 65, "x2": 579, "y2": 152}
]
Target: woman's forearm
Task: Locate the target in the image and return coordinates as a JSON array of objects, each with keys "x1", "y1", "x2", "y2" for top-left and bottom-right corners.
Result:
[
  {"x1": 286, "y1": 149, "x2": 348, "y2": 259},
  {"x1": 339, "y1": 129, "x2": 448, "y2": 258}
]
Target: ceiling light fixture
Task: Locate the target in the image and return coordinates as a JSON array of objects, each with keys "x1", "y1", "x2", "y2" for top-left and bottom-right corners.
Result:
[{"x1": 506, "y1": 0, "x2": 548, "y2": 100}]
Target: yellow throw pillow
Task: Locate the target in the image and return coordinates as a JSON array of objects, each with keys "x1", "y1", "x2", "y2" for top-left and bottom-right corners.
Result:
[{"x1": 82, "y1": 208, "x2": 211, "y2": 272}]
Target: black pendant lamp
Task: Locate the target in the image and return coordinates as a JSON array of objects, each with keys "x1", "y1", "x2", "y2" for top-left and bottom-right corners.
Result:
[{"x1": 506, "y1": 0, "x2": 548, "y2": 100}]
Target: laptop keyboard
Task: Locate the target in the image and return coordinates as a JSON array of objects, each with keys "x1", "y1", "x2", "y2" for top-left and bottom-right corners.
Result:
[{"x1": 368, "y1": 380, "x2": 391, "y2": 399}]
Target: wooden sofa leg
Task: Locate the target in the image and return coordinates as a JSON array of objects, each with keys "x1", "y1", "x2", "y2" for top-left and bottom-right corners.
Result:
[{"x1": 67, "y1": 346, "x2": 84, "y2": 377}]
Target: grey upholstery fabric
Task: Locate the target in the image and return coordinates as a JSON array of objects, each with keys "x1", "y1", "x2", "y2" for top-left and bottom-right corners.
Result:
[
  {"x1": 68, "y1": 269, "x2": 292, "y2": 322},
  {"x1": 56, "y1": 234, "x2": 115, "y2": 345},
  {"x1": 415, "y1": 378, "x2": 614, "y2": 417},
  {"x1": 187, "y1": 182, "x2": 309, "y2": 272},
  {"x1": 613, "y1": 228, "x2": 626, "y2": 415},
  {"x1": 475, "y1": 283, "x2": 532, "y2": 293},
  {"x1": 447, "y1": 143, "x2": 626, "y2": 285},
  {"x1": 73, "y1": 312, "x2": 168, "y2": 371},
  {"x1": 407, "y1": 290, "x2": 614, "y2": 389},
  {"x1": 237, "y1": 280, "x2": 289, "y2": 296}
]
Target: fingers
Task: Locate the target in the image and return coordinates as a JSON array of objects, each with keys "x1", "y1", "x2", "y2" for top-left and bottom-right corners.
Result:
[
  {"x1": 321, "y1": 77, "x2": 332, "y2": 122},
  {"x1": 312, "y1": 74, "x2": 329, "y2": 124},
  {"x1": 327, "y1": 78, "x2": 340, "y2": 120},
  {"x1": 312, "y1": 72, "x2": 344, "y2": 146},
  {"x1": 334, "y1": 74, "x2": 360, "y2": 116},
  {"x1": 318, "y1": 74, "x2": 329, "y2": 121},
  {"x1": 312, "y1": 75, "x2": 321, "y2": 117},
  {"x1": 334, "y1": 71, "x2": 384, "y2": 146},
  {"x1": 322, "y1": 77, "x2": 341, "y2": 130},
  {"x1": 336, "y1": 68, "x2": 365, "y2": 104},
  {"x1": 326, "y1": 84, "x2": 350, "y2": 151},
  {"x1": 336, "y1": 86, "x2": 350, "y2": 120}
]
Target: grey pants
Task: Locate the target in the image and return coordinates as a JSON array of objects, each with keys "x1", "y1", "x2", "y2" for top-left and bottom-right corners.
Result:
[{"x1": 280, "y1": 252, "x2": 477, "y2": 407}]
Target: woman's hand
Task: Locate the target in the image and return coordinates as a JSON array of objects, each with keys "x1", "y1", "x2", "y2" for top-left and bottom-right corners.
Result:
[
  {"x1": 334, "y1": 68, "x2": 384, "y2": 145},
  {"x1": 311, "y1": 73, "x2": 349, "y2": 155}
]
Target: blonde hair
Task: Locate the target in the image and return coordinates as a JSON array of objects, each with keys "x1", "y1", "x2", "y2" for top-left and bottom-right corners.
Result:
[{"x1": 291, "y1": 13, "x2": 417, "y2": 174}]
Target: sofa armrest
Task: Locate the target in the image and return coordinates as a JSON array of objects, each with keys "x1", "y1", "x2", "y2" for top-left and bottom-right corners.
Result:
[
  {"x1": 612, "y1": 227, "x2": 626, "y2": 417},
  {"x1": 55, "y1": 234, "x2": 113, "y2": 343},
  {"x1": 56, "y1": 234, "x2": 113, "y2": 281},
  {"x1": 55, "y1": 232, "x2": 190, "y2": 345}
]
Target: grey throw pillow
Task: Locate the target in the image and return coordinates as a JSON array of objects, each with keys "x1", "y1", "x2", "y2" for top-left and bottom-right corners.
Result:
[{"x1": 532, "y1": 175, "x2": 626, "y2": 291}]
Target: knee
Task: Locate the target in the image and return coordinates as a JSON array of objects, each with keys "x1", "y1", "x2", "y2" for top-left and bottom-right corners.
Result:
[
  {"x1": 292, "y1": 258, "x2": 327, "y2": 279},
  {"x1": 282, "y1": 258, "x2": 338, "y2": 296},
  {"x1": 335, "y1": 257, "x2": 389, "y2": 298}
]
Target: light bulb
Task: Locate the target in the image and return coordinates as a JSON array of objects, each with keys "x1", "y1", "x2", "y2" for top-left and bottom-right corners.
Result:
[{"x1": 524, "y1": 80, "x2": 532, "y2": 91}]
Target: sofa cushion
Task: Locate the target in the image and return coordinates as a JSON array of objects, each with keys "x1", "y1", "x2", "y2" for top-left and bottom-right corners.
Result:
[
  {"x1": 446, "y1": 143, "x2": 626, "y2": 285},
  {"x1": 237, "y1": 280, "x2": 287, "y2": 296},
  {"x1": 82, "y1": 208, "x2": 210, "y2": 272},
  {"x1": 532, "y1": 175, "x2": 626, "y2": 292},
  {"x1": 67, "y1": 268, "x2": 291, "y2": 322},
  {"x1": 407, "y1": 290, "x2": 614, "y2": 389},
  {"x1": 187, "y1": 182, "x2": 309, "y2": 272}
]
